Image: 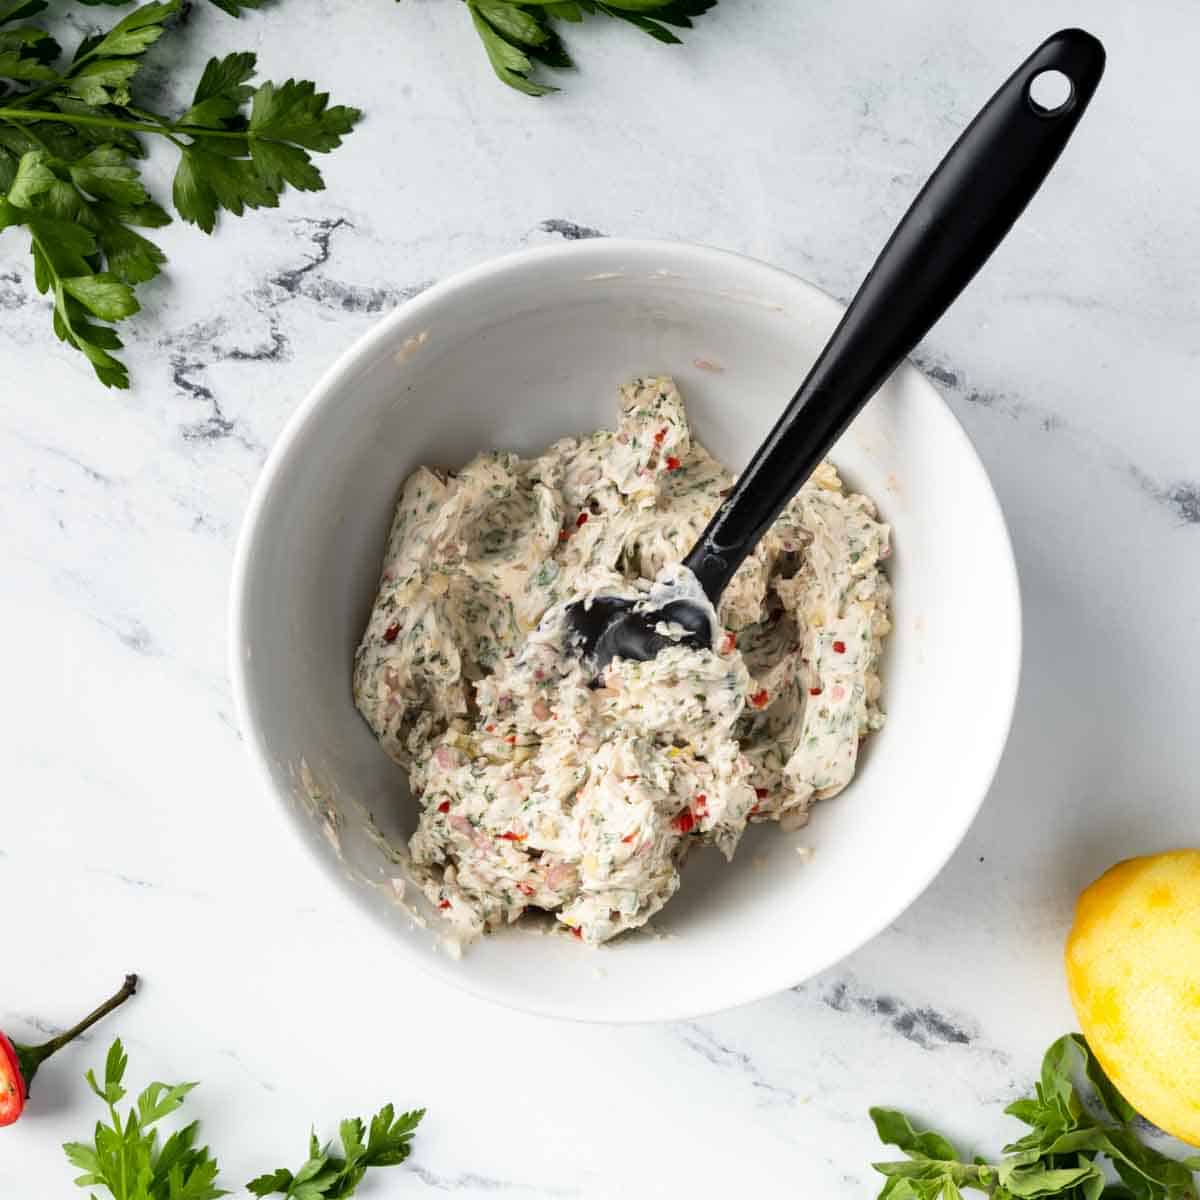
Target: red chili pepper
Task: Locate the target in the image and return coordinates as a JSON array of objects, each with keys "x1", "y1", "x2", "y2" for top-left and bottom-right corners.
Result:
[
  {"x1": 654, "y1": 428, "x2": 667, "y2": 445},
  {"x1": 576, "y1": 512, "x2": 589, "y2": 527},
  {"x1": 437, "y1": 800, "x2": 450, "y2": 814},
  {"x1": 0, "y1": 1036, "x2": 23, "y2": 1128},
  {"x1": 749, "y1": 689, "x2": 769, "y2": 708},
  {"x1": 499, "y1": 831, "x2": 526, "y2": 842},
  {"x1": 665, "y1": 456, "x2": 681, "y2": 471},
  {"x1": 672, "y1": 809, "x2": 696, "y2": 834},
  {"x1": 832, "y1": 640, "x2": 847, "y2": 654},
  {"x1": 809, "y1": 687, "x2": 823, "y2": 696},
  {"x1": 438, "y1": 899, "x2": 451, "y2": 910},
  {"x1": 1, "y1": 975, "x2": 137, "y2": 1127},
  {"x1": 382, "y1": 622, "x2": 400, "y2": 643}
]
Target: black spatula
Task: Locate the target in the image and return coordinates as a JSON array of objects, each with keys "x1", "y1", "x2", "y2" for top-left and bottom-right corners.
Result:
[{"x1": 566, "y1": 28, "x2": 1104, "y2": 674}]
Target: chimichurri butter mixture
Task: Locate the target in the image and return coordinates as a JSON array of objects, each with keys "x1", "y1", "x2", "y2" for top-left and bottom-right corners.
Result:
[{"x1": 354, "y1": 377, "x2": 892, "y2": 947}]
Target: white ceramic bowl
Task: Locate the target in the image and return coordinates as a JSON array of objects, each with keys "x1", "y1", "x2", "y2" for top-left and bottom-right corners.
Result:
[{"x1": 230, "y1": 239, "x2": 1021, "y2": 1023}]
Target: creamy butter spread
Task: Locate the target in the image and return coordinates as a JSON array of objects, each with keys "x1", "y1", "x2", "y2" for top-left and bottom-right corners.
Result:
[{"x1": 354, "y1": 378, "x2": 892, "y2": 946}]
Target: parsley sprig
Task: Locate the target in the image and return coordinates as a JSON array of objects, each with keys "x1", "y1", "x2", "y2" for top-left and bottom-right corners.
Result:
[
  {"x1": 247, "y1": 1104, "x2": 425, "y2": 1198},
  {"x1": 62, "y1": 1039, "x2": 224, "y2": 1200},
  {"x1": 0, "y1": 0, "x2": 360, "y2": 388},
  {"x1": 463, "y1": 0, "x2": 718, "y2": 95},
  {"x1": 62, "y1": 1039, "x2": 425, "y2": 1200},
  {"x1": 870, "y1": 1034, "x2": 1200, "y2": 1199}
]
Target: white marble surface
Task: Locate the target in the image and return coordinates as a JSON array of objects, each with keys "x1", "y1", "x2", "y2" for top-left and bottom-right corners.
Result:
[{"x1": 3, "y1": 0, "x2": 1198, "y2": 1194}]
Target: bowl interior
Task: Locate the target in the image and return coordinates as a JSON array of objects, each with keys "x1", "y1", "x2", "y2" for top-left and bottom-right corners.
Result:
[{"x1": 231, "y1": 241, "x2": 1020, "y2": 1022}]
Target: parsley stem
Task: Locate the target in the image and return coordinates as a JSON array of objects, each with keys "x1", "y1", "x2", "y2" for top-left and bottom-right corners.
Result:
[
  {"x1": 20, "y1": 122, "x2": 52, "y2": 154},
  {"x1": 0, "y1": 107, "x2": 251, "y2": 141},
  {"x1": 124, "y1": 104, "x2": 189, "y2": 150}
]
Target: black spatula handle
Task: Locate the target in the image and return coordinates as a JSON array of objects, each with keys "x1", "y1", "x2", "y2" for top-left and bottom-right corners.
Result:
[{"x1": 683, "y1": 28, "x2": 1105, "y2": 600}]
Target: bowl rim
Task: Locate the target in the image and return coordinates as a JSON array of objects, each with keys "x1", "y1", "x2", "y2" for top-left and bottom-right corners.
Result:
[{"x1": 228, "y1": 237, "x2": 1023, "y2": 1023}]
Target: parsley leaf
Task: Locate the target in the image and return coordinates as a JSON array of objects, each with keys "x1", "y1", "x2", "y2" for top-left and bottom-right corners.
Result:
[
  {"x1": 63, "y1": 1038, "x2": 226, "y2": 1200},
  {"x1": 870, "y1": 1034, "x2": 1200, "y2": 1200},
  {"x1": 170, "y1": 56, "x2": 360, "y2": 232},
  {"x1": 246, "y1": 1103, "x2": 426, "y2": 1198},
  {"x1": 0, "y1": 1, "x2": 359, "y2": 387},
  {"x1": 460, "y1": 0, "x2": 717, "y2": 94}
]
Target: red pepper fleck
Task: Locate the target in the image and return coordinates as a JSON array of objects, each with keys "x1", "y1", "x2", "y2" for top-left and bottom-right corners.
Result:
[
  {"x1": 749, "y1": 803, "x2": 761, "y2": 815},
  {"x1": 485, "y1": 723, "x2": 496, "y2": 732},
  {"x1": 558, "y1": 529, "x2": 570, "y2": 541},
  {"x1": 721, "y1": 632, "x2": 737, "y2": 654},
  {"x1": 809, "y1": 687, "x2": 823, "y2": 696},
  {"x1": 665, "y1": 456, "x2": 682, "y2": 472},
  {"x1": 438, "y1": 899, "x2": 451, "y2": 910},
  {"x1": 1, "y1": 975, "x2": 138, "y2": 1127},
  {"x1": 672, "y1": 809, "x2": 696, "y2": 834},
  {"x1": 437, "y1": 800, "x2": 450, "y2": 814},
  {"x1": 570, "y1": 926, "x2": 583, "y2": 940},
  {"x1": 754, "y1": 787, "x2": 769, "y2": 799},
  {"x1": 576, "y1": 511, "x2": 589, "y2": 527},
  {"x1": 505, "y1": 735, "x2": 517, "y2": 745},
  {"x1": 517, "y1": 882, "x2": 535, "y2": 897},
  {"x1": 382, "y1": 622, "x2": 400, "y2": 643},
  {"x1": 694, "y1": 793, "x2": 708, "y2": 814},
  {"x1": 749, "y1": 688, "x2": 770, "y2": 709},
  {"x1": 621, "y1": 831, "x2": 638, "y2": 844},
  {"x1": 654, "y1": 427, "x2": 667, "y2": 445},
  {"x1": 832, "y1": 640, "x2": 847, "y2": 654},
  {"x1": 499, "y1": 831, "x2": 526, "y2": 842}
]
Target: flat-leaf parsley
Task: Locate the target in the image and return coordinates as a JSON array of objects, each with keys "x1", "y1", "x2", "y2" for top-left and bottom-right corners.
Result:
[
  {"x1": 869, "y1": 1034, "x2": 1200, "y2": 1199},
  {"x1": 0, "y1": 0, "x2": 359, "y2": 388},
  {"x1": 63, "y1": 1039, "x2": 425, "y2": 1200},
  {"x1": 459, "y1": 0, "x2": 718, "y2": 95}
]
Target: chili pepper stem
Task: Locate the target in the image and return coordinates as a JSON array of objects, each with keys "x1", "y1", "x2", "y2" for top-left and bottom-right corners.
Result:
[{"x1": 13, "y1": 975, "x2": 138, "y2": 1091}]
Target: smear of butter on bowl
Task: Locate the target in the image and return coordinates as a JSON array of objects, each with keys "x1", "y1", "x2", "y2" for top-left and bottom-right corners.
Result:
[{"x1": 393, "y1": 329, "x2": 429, "y2": 366}]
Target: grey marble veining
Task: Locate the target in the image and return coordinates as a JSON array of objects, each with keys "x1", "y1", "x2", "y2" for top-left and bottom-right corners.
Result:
[{"x1": 3, "y1": 0, "x2": 1199, "y2": 1195}]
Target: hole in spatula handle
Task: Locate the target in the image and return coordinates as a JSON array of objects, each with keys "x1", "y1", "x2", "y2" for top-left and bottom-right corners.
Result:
[{"x1": 1028, "y1": 68, "x2": 1074, "y2": 116}]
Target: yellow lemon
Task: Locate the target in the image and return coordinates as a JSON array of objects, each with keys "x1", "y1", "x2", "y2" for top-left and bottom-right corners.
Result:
[{"x1": 1066, "y1": 850, "x2": 1200, "y2": 1146}]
